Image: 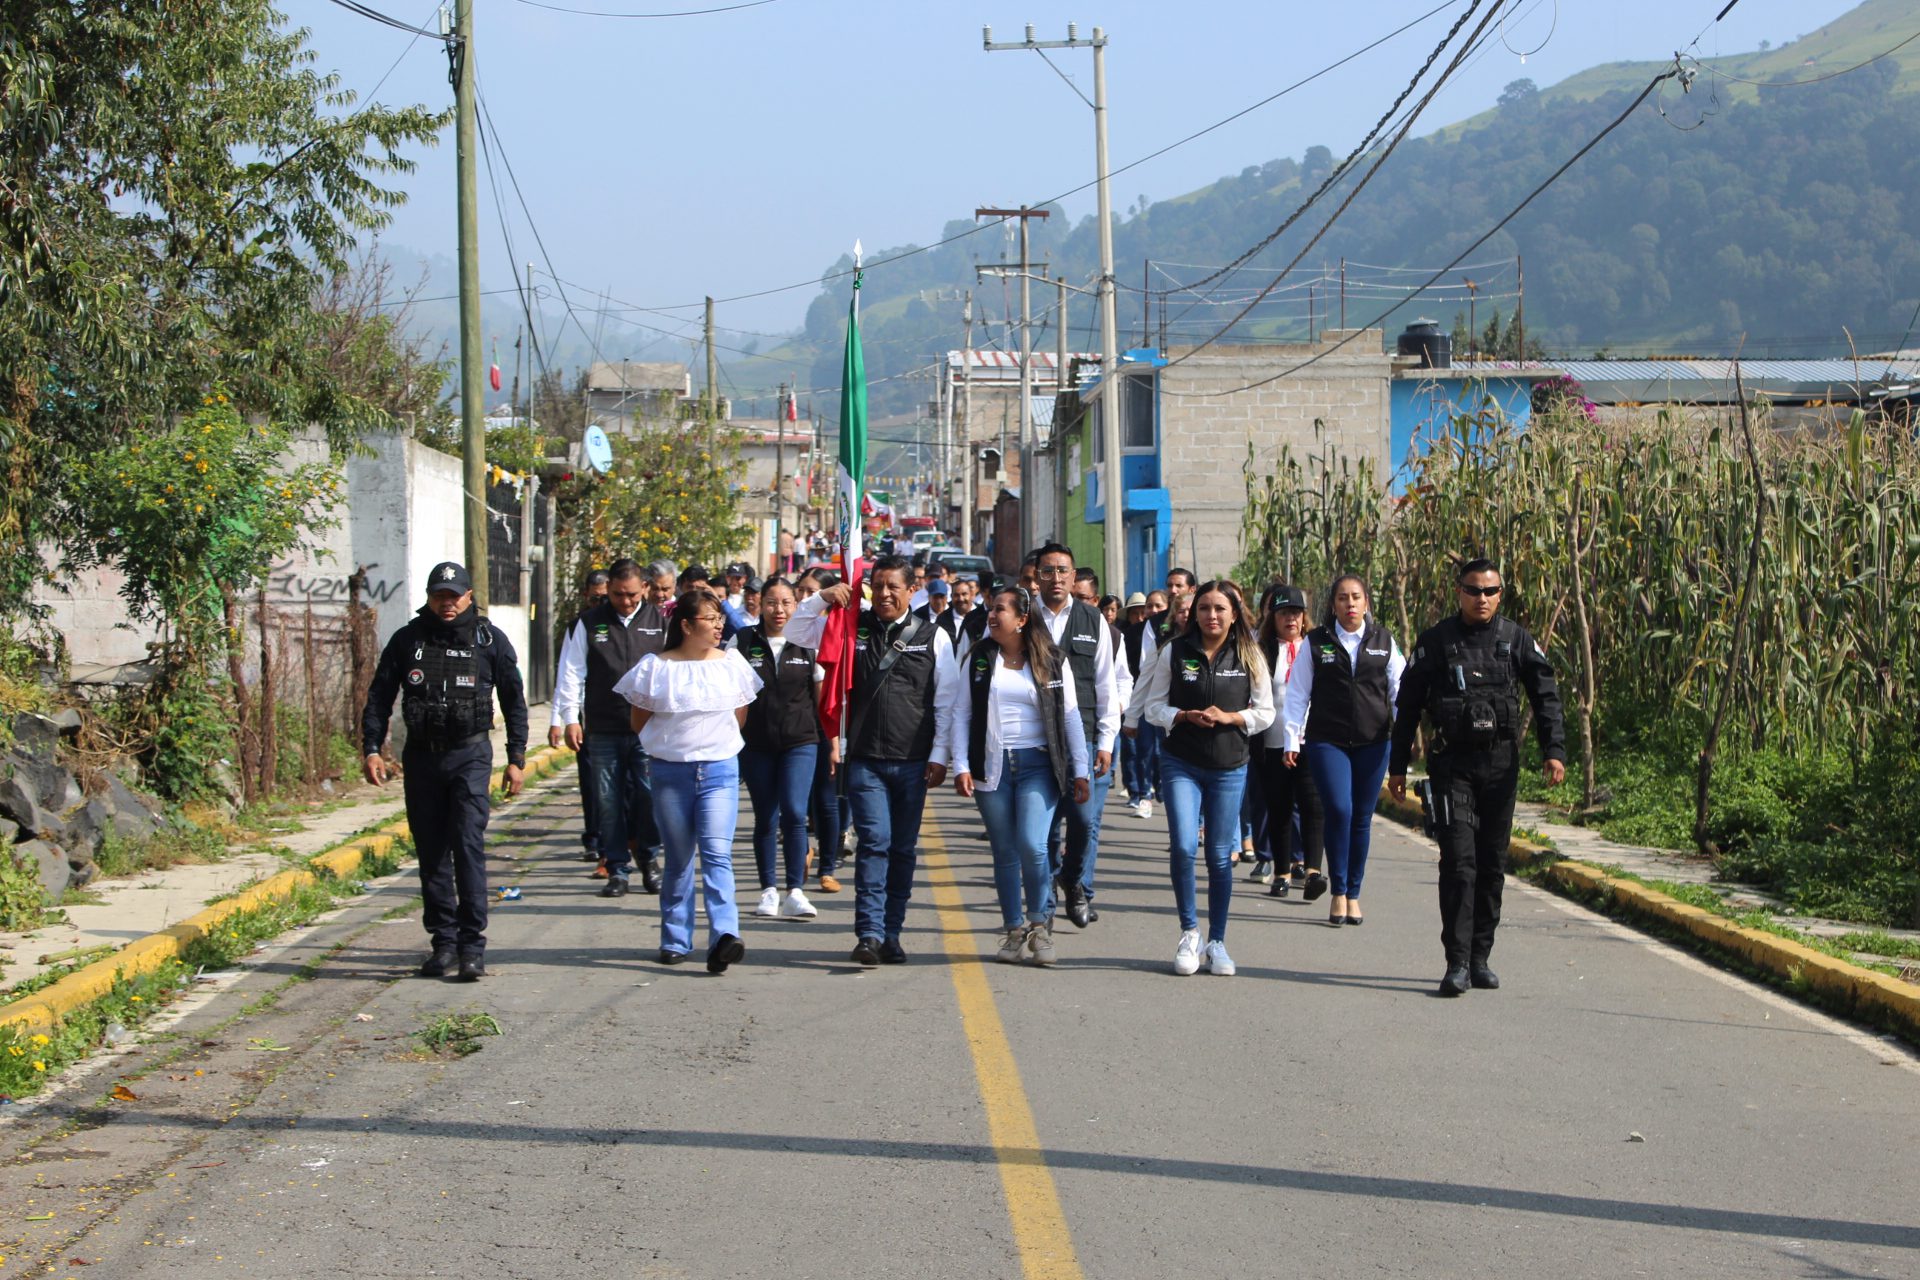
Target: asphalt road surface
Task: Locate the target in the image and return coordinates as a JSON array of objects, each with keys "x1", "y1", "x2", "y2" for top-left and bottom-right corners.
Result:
[{"x1": 4, "y1": 764, "x2": 1917, "y2": 1279}]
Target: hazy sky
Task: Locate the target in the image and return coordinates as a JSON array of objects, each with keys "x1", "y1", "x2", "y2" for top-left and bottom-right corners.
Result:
[{"x1": 297, "y1": 0, "x2": 1864, "y2": 340}]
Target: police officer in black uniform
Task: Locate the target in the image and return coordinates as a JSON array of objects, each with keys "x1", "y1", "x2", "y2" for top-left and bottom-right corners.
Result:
[
  {"x1": 362, "y1": 562, "x2": 529, "y2": 981},
  {"x1": 1389, "y1": 558, "x2": 1567, "y2": 998}
]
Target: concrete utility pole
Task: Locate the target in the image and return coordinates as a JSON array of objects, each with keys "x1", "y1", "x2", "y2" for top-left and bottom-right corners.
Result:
[
  {"x1": 976, "y1": 206, "x2": 1049, "y2": 557},
  {"x1": 984, "y1": 23, "x2": 1125, "y2": 597},
  {"x1": 704, "y1": 296, "x2": 719, "y2": 428},
  {"x1": 961, "y1": 291, "x2": 974, "y2": 554},
  {"x1": 772, "y1": 382, "x2": 787, "y2": 572},
  {"x1": 454, "y1": 0, "x2": 488, "y2": 605}
]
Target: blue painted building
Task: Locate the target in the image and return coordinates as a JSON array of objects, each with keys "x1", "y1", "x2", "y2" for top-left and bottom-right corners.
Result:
[
  {"x1": 1061, "y1": 349, "x2": 1172, "y2": 598},
  {"x1": 1388, "y1": 367, "x2": 1559, "y2": 491}
]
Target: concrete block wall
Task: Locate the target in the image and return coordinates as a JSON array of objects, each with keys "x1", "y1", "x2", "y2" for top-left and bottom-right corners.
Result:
[{"x1": 1158, "y1": 332, "x2": 1391, "y2": 579}]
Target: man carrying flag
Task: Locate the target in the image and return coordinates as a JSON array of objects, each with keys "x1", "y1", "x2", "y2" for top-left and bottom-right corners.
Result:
[{"x1": 788, "y1": 249, "x2": 958, "y2": 966}]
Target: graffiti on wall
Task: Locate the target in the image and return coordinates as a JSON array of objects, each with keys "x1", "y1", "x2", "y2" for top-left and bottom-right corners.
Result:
[{"x1": 265, "y1": 561, "x2": 406, "y2": 608}]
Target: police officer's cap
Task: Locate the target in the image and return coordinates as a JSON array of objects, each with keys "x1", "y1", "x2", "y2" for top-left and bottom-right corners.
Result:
[
  {"x1": 427, "y1": 561, "x2": 474, "y2": 595},
  {"x1": 1269, "y1": 583, "x2": 1309, "y2": 612}
]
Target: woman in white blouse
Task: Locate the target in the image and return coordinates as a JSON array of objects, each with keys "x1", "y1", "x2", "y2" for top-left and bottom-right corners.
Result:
[
  {"x1": 616, "y1": 590, "x2": 763, "y2": 972},
  {"x1": 949, "y1": 585, "x2": 1091, "y2": 967}
]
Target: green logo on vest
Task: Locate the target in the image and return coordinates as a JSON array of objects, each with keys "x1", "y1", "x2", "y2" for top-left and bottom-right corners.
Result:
[{"x1": 748, "y1": 645, "x2": 767, "y2": 660}]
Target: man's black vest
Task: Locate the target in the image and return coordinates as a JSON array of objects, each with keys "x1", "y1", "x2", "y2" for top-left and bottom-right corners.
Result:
[
  {"x1": 849, "y1": 612, "x2": 939, "y2": 762},
  {"x1": 400, "y1": 617, "x2": 495, "y2": 748},
  {"x1": 1164, "y1": 635, "x2": 1257, "y2": 770},
  {"x1": 913, "y1": 603, "x2": 961, "y2": 645},
  {"x1": 1303, "y1": 621, "x2": 1395, "y2": 748},
  {"x1": 736, "y1": 626, "x2": 821, "y2": 752},
  {"x1": 580, "y1": 600, "x2": 666, "y2": 736},
  {"x1": 965, "y1": 649, "x2": 1072, "y2": 795},
  {"x1": 958, "y1": 607, "x2": 988, "y2": 650},
  {"x1": 1047, "y1": 599, "x2": 1105, "y2": 750},
  {"x1": 1122, "y1": 618, "x2": 1150, "y2": 678},
  {"x1": 1417, "y1": 615, "x2": 1523, "y2": 755}
]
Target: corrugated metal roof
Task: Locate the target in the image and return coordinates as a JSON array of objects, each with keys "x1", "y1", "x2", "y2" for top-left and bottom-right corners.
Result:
[
  {"x1": 945, "y1": 351, "x2": 1102, "y2": 370},
  {"x1": 1554, "y1": 358, "x2": 1920, "y2": 402}
]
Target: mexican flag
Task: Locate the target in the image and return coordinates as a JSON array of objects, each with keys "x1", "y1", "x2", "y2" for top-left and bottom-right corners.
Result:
[{"x1": 817, "y1": 250, "x2": 866, "y2": 742}]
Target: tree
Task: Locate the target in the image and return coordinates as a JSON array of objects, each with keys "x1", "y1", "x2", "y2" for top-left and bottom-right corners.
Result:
[
  {"x1": 0, "y1": 1, "x2": 445, "y2": 616},
  {"x1": 554, "y1": 423, "x2": 752, "y2": 591},
  {"x1": 1497, "y1": 78, "x2": 1539, "y2": 109}
]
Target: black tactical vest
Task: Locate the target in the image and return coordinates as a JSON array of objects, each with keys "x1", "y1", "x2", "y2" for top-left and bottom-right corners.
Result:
[
  {"x1": 580, "y1": 601, "x2": 666, "y2": 736},
  {"x1": 1123, "y1": 618, "x2": 1148, "y2": 678},
  {"x1": 1164, "y1": 635, "x2": 1257, "y2": 770},
  {"x1": 848, "y1": 613, "x2": 939, "y2": 762},
  {"x1": 737, "y1": 626, "x2": 821, "y2": 752},
  {"x1": 1303, "y1": 621, "x2": 1395, "y2": 748},
  {"x1": 400, "y1": 622, "x2": 495, "y2": 748},
  {"x1": 1049, "y1": 599, "x2": 1104, "y2": 749},
  {"x1": 1421, "y1": 616, "x2": 1522, "y2": 755},
  {"x1": 966, "y1": 648, "x2": 1072, "y2": 795}
]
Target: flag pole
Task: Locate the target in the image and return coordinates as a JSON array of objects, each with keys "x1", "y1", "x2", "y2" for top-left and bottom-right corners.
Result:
[{"x1": 835, "y1": 241, "x2": 864, "y2": 798}]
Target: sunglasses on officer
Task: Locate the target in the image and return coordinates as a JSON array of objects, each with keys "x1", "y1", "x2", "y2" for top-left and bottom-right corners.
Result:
[{"x1": 1458, "y1": 583, "x2": 1503, "y2": 598}]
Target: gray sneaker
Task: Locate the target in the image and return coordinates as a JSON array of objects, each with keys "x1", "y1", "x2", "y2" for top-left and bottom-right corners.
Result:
[
  {"x1": 996, "y1": 924, "x2": 1030, "y2": 964},
  {"x1": 1026, "y1": 923, "x2": 1056, "y2": 967}
]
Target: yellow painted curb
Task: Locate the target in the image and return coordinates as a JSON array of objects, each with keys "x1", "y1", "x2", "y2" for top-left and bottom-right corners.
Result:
[
  {"x1": 1375, "y1": 786, "x2": 1920, "y2": 1042},
  {"x1": 0, "y1": 744, "x2": 575, "y2": 1039}
]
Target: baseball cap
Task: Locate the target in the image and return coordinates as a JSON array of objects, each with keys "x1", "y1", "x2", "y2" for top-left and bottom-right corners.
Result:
[
  {"x1": 726, "y1": 561, "x2": 752, "y2": 578},
  {"x1": 1269, "y1": 583, "x2": 1309, "y2": 611},
  {"x1": 1125, "y1": 591, "x2": 1148, "y2": 608},
  {"x1": 745, "y1": 576, "x2": 765, "y2": 593},
  {"x1": 927, "y1": 579, "x2": 951, "y2": 597},
  {"x1": 426, "y1": 561, "x2": 473, "y2": 594}
]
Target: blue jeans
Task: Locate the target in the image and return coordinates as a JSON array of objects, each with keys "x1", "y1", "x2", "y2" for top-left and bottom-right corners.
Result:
[
  {"x1": 1126, "y1": 724, "x2": 1163, "y2": 800},
  {"x1": 741, "y1": 744, "x2": 818, "y2": 890},
  {"x1": 584, "y1": 732, "x2": 660, "y2": 877},
  {"x1": 811, "y1": 743, "x2": 848, "y2": 877},
  {"x1": 1162, "y1": 753, "x2": 1247, "y2": 941},
  {"x1": 650, "y1": 757, "x2": 743, "y2": 954},
  {"x1": 845, "y1": 758, "x2": 929, "y2": 941},
  {"x1": 1304, "y1": 739, "x2": 1392, "y2": 898},
  {"x1": 1054, "y1": 767, "x2": 1113, "y2": 899},
  {"x1": 973, "y1": 748, "x2": 1061, "y2": 928}
]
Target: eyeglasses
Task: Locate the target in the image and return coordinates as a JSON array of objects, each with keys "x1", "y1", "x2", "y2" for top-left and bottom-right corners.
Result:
[
  {"x1": 1458, "y1": 584, "x2": 1503, "y2": 598},
  {"x1": 1035, "y1": 565, "x2": 1074, "y2": 578}
]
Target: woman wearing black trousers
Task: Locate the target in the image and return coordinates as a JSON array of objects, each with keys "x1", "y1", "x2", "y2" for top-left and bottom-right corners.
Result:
[{"x1": 1256, "y1": 583, "x2": 1326, "y2": 901}]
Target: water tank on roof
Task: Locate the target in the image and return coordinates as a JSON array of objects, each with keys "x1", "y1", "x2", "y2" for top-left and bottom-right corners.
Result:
[{"x1": 1398, "y1": 319, "x2": 1451, "y2": 369}]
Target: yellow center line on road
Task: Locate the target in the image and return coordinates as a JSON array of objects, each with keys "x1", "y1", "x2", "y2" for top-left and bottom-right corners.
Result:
[{"x1": 919, "y1": 810, "x2": 1084, "y2": 1280}]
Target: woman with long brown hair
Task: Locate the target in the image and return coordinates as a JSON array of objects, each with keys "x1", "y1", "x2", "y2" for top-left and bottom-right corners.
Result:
[{"x1": 1133, "y1": 580, "x2": 1274, "y2": 976}]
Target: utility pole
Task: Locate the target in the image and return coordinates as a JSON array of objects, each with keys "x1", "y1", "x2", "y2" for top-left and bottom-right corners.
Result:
[
  {"x1": 771, "y1": 382, "x2": 787, "y2": 575},
  {"x1": 703, "y1": 296, "x2": 718, "y2": 428},
  {"x1": 976, "y1": 206, "x2": 1048, "y2": 557},
  {"x1": 453, "y1": 0, "x2": 487, "y2": 605},
  {"x1": 984, "y1": 23, "x2": 1125, "y2": 596},
  {"x1": 961, "y1": 291, "x2": 975, "y2": 554}
]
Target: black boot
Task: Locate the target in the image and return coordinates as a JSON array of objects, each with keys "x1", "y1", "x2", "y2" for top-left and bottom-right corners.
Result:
[
  {"x1": 456, "y1": 952, "x2": 486, "y2": 982},
  {"x1": 1470, "y1": 961, "x2": 1500, "y2": 990},
  {"x1": 1064, "y1": 883, "x2": 1091, "y2": 929},
  {"x1": 641, "y1": 858, "x2": 662, "y2": 895},
  {"x1": 1438, "y1": 964, "x2": 1471, "y2": 997},
  {"x1": 419, "y1": 945, "x2": 458, "y2": 978}
]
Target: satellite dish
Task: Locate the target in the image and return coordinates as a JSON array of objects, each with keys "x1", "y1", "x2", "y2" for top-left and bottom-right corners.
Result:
[{"x1": 584, "y1": 425, "x2": 614, "y2": 475}]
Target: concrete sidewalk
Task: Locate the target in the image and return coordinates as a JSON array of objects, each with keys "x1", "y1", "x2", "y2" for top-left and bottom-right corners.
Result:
[{"x1": 0, "y1": 712, "x2": 555, "y2": 994}]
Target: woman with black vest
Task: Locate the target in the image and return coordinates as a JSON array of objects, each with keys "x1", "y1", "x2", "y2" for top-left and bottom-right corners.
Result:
[
  {"x1": 949, "y1": 585, "x2": 1091, "y2": 967},
  {"x1": 733, "y1": 578, "x2": 825, "y2": 922},
  {"x1": 1134, "y1": 581, "x2": 1275, "y2": 976},
  {"x1": 1281, "y1": 573, "x2": 1405, "y2": 927},
  {"x1": 1257, "y1": 583, "x2": 1326, "y2": 901}
]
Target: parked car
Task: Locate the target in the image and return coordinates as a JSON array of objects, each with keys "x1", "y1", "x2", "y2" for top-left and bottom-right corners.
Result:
[{"x1": 926, "y1": 550, "x2": 993, "y2": 581}]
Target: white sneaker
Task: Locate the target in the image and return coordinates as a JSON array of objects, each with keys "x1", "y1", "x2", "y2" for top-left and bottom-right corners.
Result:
[
  {"x1": 1136, "y1": 799, "x2": 1154, "y2": 820},
  {"x1": 1173, "y1": 928, "x2": 1202, "y2": 975},
  {"x1": 997, "y1": 924, "x2": 1030, "y2": 964},
  {"x1": 779, "y1": 888, "x2": 817, "y2": 919},
  {"x1": 1205, "y1": 940, "x2": 1236, "y2": 976},
  {"x1": 754, "y1": 887, "x2": 781, "y2": 917},
  {"x1": 1026, "y1": 923, "x2": 1056, "y2": 967}
]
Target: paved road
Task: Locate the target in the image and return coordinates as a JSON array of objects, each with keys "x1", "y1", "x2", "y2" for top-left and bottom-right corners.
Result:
[{"x1": 4, "y1": 765, "x2": 1917, "y2": 1279}]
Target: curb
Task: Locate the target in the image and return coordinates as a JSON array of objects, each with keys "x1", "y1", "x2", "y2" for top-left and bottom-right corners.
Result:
[
  {"x1": 1, "y1": 746, "x2": 576, "y2": 1038},
  {"x1": 1375, "y1": 788, "x2": 1920, "y2": 1044}
]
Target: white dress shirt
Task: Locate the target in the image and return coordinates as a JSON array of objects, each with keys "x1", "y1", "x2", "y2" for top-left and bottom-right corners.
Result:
[
  {"x1": 948, "y1": 649, "x2": 1090, "y2": 792},
  {"x1": 1280, "y1": 620, "x2": 1406, "y2": 752},
  {"x1": 1133, "y1": 642, "x2": 1277, "y2": 739},
  {"x1": 785, "y1": 594, "x2": 959, "y2": 768},
  {"x1": 1263, "y1": 638, "x2": 1306, "y2": 748},
  {"x1": 550, "y1": 604, "x2": 647, "y2": 728},
  {"x1": 1036, "y1": 598, "x2": 1121, "y2": 756}
]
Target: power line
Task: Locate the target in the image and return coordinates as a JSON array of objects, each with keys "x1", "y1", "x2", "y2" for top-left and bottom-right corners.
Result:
[
  {"x1": 1697, "y1": 26, "x2": 1920, "y2": 87},
  {"x1": 507, "y1": 0, "x2": 779, "y2": 16},
  {"x1": 322, "y1": 0, "x2": 445, "y2": 39}
]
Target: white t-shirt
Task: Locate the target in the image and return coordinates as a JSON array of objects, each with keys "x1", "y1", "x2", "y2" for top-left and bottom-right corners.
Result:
[
  {"x1": 613, "y1": 650, "x2": 762, "y2": 762},
  {"x1": 993, "y1": 662, "x2": 1047, "y2": 751}
]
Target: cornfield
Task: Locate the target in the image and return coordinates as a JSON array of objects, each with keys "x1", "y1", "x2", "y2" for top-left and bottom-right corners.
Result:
[{"x1": 1236, "y1": 399, "x2": 1920, "y2": 924}]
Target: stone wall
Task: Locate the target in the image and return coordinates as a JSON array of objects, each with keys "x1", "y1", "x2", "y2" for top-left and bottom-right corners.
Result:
[{"x1": 1158, "y1": 331, "x2": 1391, "y2": 578}]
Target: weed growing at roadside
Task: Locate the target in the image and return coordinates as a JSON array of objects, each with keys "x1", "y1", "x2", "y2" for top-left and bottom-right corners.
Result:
[{"x1": 415, "y1": 1011, "x2": 501, "y2": 1058}]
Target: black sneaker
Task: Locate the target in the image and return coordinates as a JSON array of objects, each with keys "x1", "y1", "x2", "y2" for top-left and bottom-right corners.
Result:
[
  {"x1": 579, "y1": 848, "x2": 600, "y2": 862},
  {"x1": 601, "y1": 876, "x2": 629, "y2": 898},
  {"x1": 879, "y1": 938, "x2": 908, "y2": 965},
  {"x1": 456, "y1": 954, "x2": 486, "y2": 982},
  {"x1": 419, "y1": 946, "x2": 458, "y2": 978},
  {"x1": 1438, "y1": 965, "x2": 1471, "y2": 997},
  {"x1": 706, "y1": 933, "x2": 746, "y2": 974},
  {"x1": 1470, "y1": 963, "x2": 1500, "y2": 990},
  {"x1": 851, "y1": 936, "x2": 882, "y2": 967},
  {"x1": 1302, "y1": 872, "x2": 1329, "y2": 902}
]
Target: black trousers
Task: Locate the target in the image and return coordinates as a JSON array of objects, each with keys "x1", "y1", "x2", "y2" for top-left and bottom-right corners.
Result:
[
  {"x1": 1257, "y1": 744, "x2": 1325, "y2": 871},
  {"x1": 403, "y1": 738, "x2": 493, "y2": 954},
  {"x1": 1430, "y1": 742, "x2": 1520, "y2": 966},
  {"x1": 577, "y1": 748, "x2": 597, "y2": 850}
]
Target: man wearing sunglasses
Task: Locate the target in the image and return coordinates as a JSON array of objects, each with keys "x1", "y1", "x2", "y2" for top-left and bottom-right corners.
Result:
[{"x1": 1389, "y1": 558, "x2": 1566, "y2": 999}]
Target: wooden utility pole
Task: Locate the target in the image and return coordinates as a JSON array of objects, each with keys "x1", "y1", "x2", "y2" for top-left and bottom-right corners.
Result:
[{"x1": 454, "y1": 0, "x2": 487, "y2": 604}]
